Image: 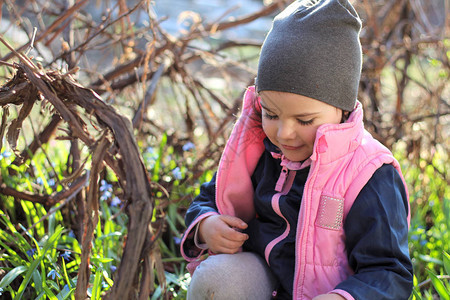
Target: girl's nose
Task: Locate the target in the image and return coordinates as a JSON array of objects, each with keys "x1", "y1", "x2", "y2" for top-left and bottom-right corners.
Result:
[{"x1": 277, "y1": 121, "x2": 295, "y2": 140}]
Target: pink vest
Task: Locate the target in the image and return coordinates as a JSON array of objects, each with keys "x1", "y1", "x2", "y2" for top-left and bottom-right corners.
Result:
[{"x1": 214, "y1": 86, "x2": 410, "y2": 299}]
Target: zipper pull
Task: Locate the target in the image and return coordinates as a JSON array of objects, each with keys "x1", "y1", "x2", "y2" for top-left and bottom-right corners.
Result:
[{"x1": 275, "y1": 166, "x2": 288, "y2": 192}]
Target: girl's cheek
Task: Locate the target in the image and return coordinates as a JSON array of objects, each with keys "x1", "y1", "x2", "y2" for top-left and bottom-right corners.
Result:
[
  {"x1": 261, "y1": 120, "x2": 271, "y2": 135},
  {"x1": 305, "y1": 126, "x2": 320, "y2": 143}
]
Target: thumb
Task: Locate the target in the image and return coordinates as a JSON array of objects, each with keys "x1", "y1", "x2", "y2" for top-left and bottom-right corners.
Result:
[{"x1": 220, "y1": 215, "x2": 248, "y2": 230}]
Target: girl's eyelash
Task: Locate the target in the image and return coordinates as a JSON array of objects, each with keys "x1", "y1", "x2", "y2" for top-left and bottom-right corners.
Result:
[
  {"x1": 263, "y1": 111, "x2": 314, "y2": 125},
  {"x1": 263, "y1": 112, "x2": 277, "y2": 120},
  {"x1": 297, "y1": 119, "x2": 313, "y2": 125}
]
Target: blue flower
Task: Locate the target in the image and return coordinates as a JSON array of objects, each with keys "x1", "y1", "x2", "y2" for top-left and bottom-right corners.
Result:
[
  {"x1": 111, "y1": 196, "x2": 121, "y2": 207},
  {"x1": 173, "y1": 237, "x2": 181, "y2": 245},
  {"x1": 26, "y1": 248, "x2": 36, "y2": 257},
  {"x1": 36, "y1": 177, "x2": 44, "y2": 185},
  {"x1": 172, "y1": 167, "x2": 182, "y2": 180},
  {"x1": 182, "y1": 142, "x2": 195, "y2": 151},
  {"x1": 99, "y1": 180, "x2": 112, "y2": 192},
  {"x1": 68, "y1": 230, "x2": 76, "y2": 238},
  {"x1": 100, "y1": 180, "x2": 113, "y2": 201},
  {"x1": 110, "y1": 265, "x2": 117, "y2": 272},
  {"x1": 100, "y1": 190, "x2": 112, "y2": 201},
  {"x1": 61, "y1": 251, "x2": 71, "y2": 261},
  {"x1": 47, "y1": 269, "x2": 61, "y2": 280},
  {"x1": 0, "y1": 150, "x2": 11, "y2": 161},
  {"x1": 48, "y1": 178, "x2": 55, "y2": 186}
]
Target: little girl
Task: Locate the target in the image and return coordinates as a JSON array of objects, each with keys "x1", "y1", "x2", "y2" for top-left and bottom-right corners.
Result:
[{"x1": 180, "y1": 0, "x2": 413, "y2": 299}]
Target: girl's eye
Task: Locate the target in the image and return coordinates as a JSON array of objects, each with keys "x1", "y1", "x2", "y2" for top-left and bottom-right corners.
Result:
[
  {"x1": 263, "y1": 112, "x2": 278, "y2": 120},
  {"x1": 297, "y1": 119, "x2": 314, "y2": 126}
]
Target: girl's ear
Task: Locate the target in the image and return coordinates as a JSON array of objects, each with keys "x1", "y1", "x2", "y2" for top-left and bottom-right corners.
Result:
[{"x1": 340, "y1": 110, "x2": 350, "y2": 123}]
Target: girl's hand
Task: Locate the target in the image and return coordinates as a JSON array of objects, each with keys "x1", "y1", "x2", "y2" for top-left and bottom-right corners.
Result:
[
  {"x1": 312, "y1": 294, "x2": 346, "y2": 300},
  {"x1": 198, "y1": 215, "x2": 249, "y2": 254}
]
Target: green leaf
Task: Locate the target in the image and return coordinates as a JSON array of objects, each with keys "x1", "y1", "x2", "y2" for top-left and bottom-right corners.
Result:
[
  {"x1": 0, "y1": 266, "x2": 28, "y2": 288},
  {"x1": 42, "y1": 285, "x2": 58, "y2": 300},
  {"x1": 0, "y1": 211, "x2": 18, "y2": 235},
  {"x1": 31, "y1": 268, "x2": 43, "y2": 294},
  {"x1": 444, "y1": 251, "x2": 450, "y2": 276},
  {"x1": 419, "y1": 254, "x2": 443, "y2": 265},
  {"x1": 60, "y1": 257, "x2": 71, "y2": 290},
  {"x1": 96, "y1": 232, "x2": 122, "y2": 241},
  {"x1": 47, "y1": 280, "x2": 59, "y2": 290},
  {"x1": 55, "y1": 284, "x2": 75, "y2": 300},
  {"x1": 35, "y1": 291, "x2": 45, "y2": 300},
  {"x1": 92, "y1": 268, "x2": 103, "y2": 300},
  {"x1": 0, "y1": 239, "x2": 21, "y2": 260},
  {"x1": 102, "y1": 269, "x2": 114, "y2": 287},
  {"x1": 14, "y1": 226, "x2": 64, "y2": 300},
  {"x1": 411, "y1": 288, "x2": 423, "y2": 300},
  {"x1": 91, "y1": 257, "x2": 114, "y2": 264},
  {"x1": 426, "y1": 269, "x2": 450, "y2": 300}
]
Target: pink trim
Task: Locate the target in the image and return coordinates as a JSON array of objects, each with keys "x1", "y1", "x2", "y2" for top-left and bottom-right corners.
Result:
[
  {"x1": 264, "y1": 170, "x2": 297, "y2": 265},
  {"x1": 264, "y1": 193, "x2": 288, "y2": 264},
  {"x1": 330, "y1": 289, "x2": 355, "y2": 300},
  {"x1": 180, "y1": 211, "x2": 218, "y2": 261}
]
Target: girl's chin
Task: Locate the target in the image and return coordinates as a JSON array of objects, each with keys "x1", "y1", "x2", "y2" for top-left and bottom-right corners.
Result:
[{"x1": 281, "y1": 151, "x2": 311, "y2": 162}]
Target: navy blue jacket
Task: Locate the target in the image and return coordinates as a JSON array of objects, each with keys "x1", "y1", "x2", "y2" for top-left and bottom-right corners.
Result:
[{"x1": 185, "y1": 139, "x2": 413, "y2": 299}]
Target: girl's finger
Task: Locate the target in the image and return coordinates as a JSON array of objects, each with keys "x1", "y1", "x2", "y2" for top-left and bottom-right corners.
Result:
[
  {"x1": 222, "y1": 227, "x2": 249, "y2": 242},
  {"x1": 220, "y1": 215, "x2": 248, "y2": 230}
]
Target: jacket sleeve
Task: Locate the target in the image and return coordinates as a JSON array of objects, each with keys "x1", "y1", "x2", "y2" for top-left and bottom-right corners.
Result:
[
  {"x1": 181, "y1": 173, "x2": 219, "y2": 260},
  {"x1": 332, "y1": 164, "x2": 413, "y2": 300}
]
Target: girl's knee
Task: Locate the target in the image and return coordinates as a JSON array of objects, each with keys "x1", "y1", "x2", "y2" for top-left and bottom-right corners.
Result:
[{"x1": 187, "y1": 252, "x2": 276, "y2": 300}]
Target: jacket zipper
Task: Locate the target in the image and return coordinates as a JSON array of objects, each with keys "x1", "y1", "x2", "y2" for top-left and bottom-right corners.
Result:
[{"x1": 264, "y1": 170, "x2": 297, "y2": 265}]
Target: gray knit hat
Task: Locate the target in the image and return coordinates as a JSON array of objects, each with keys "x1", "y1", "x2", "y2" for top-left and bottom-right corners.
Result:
[{"x1": 256, "y1": 0, "x2": 362, "y2": 111}]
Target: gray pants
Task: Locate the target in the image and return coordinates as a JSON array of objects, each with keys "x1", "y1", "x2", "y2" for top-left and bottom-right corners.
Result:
[{"x1": 187, "y1": 252, "x2": 277, "y2": 300}]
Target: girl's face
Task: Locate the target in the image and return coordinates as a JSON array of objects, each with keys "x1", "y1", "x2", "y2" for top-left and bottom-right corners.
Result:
[{"x1": 259, "y1": 90, "x2": 342, "y2": 162}]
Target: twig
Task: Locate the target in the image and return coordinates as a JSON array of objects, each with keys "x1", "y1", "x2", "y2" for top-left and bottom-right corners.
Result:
[
  {"x1": 0, "y1": 170, "x2": 88, "y2": 207},
  {"x1": 0, "y1": 0, "x2": 89, "y2": 62},
  {"x1": 20, "y1": 63, "x2": 93, "y2": 145},
  {"x1": 26, "y1": 171, "x2": 90, "y2": 232},
  {"x1": 89, "y1": 1, "x2": 284, "y2": 90},
  {"x1": 55, "y1": 0, "x2": 146, "y2": 63},
  {"x1": 0, "y1": 36, "x2": 36, "y2": 70},
  {"x1": 11, "y1": 114, "x2": 61, "y2": 167},
  {"x1": 418, "y1": 275, "x2": 450, "y2": 288},
  {"x1": 75, "y1": 135, "x2": 109, "y2": 300},
  {"x1": 133, "y1": 62, "x2": 165, "y2": 129},
  {"x1": 0, "y1": 60, "x2": 15, "y2": 68},
  {"x1": 25, "y1": 27, "x2": 38, "y2": 55}
]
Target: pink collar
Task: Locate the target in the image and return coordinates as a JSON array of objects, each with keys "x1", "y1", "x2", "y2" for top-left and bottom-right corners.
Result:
[{"x1": 271, "y1": 152, "x2": 311, "y2": 192}]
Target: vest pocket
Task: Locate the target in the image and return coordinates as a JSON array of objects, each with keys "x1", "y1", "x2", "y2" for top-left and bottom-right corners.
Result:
[{"x1": 315, "y1": 195, "x2": 344, "y2": 231}]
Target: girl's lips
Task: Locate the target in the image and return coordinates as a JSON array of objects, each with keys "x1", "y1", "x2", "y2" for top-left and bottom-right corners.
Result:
[{"x1": 281, "y1": 144, "x2": 302, "y2": 150}]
